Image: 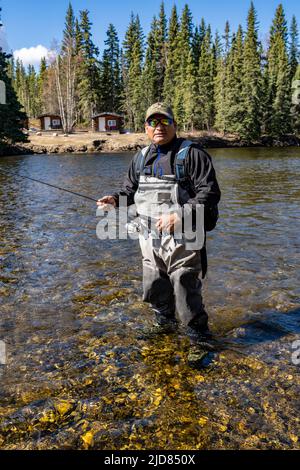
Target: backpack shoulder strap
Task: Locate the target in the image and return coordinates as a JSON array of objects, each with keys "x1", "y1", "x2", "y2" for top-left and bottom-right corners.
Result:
[
  {"x1": 174, "y1": 139, "x2": 193, "y2": 180},
  {"x1": 135, "y1": 145, "x2": 150, "y2": 179}
]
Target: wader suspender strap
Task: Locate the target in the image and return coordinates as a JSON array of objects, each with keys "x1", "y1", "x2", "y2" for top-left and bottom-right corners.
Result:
[
  {"x1": 136, "y1": 140, "x2": 193, "y2": 181},
  {"x1": 135, "y1": 146, "x2": 150, "y2": 179},
  {"x1": 174, "y1": 140, "x2": 193, "y2": 180}
]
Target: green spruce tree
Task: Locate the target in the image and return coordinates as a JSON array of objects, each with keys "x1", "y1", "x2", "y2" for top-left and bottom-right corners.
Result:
[
  {"x1": 77, "y1": 9, "x2": 100, "y2": 124},
  {"x1": 37, "y1": 57, "x2": 47, "y2": 115},
  {"x1": 265, "y1": 3, "x2": 291, "y2": 135},
  {"x1": 99, "y1": 24, "x2": 122, "y2": 113},
  {"x1": 7, "y1": 55, "x2": 14, "y2": 82},
  {"x1": 289, "y1": 15, "x2": 299, "y2": 81},
  {"x1": 156, "y1": 1, "x2": 167, "y2": 99},
  {"x1": 240, "y1": 2, "x2": 262, "y2": 140},
  {"x1": 141, "y1": 16, "x2": 160, "y2": 108},
  {"x1": 122, "y1": 14, "x2": 144, "y2": 130},
  {"x1": 192, "y1": 19, "x2": 206, "y2": 67},
  {"x1": 141, "y1": 3, "x2": 167, "y2": 107},
  {"x1": 75, "y1": 18, "x2": 83, "y2": 55},
  {"x1": 224, "y1": 25, "x2": 244, "y2": 134},
  {"x1": 14, "y1": 59, "x2": 27, "y2": 111},
  {"x1": 62, "y1": 2, "x2": 76, "y2": 54},
  {"x1": 197, "y1": 25, "x2": 215, "y2": 130},
  {"x1": 163, "y1": 5, "x2": 179, "y2": 106},
  {"x1": 223, "y1": 20, "x2": 231, "y2": 55},
  {"x1": 0, "y1": 8, "x2": 27, "y2": 147},
  {"x1": 173, "y1": 4, "x2": 193, "y2": 127},
  {"x1": 214, "y1": 31, "x2": 227, "y2": 133},
  {"x1": 183, "y1": 49, "x2": 198, "y2": 130}
]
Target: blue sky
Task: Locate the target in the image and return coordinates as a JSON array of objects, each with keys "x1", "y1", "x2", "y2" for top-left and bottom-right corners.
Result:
[{"x1": 1, "y1": 0, "x2": 300, "y2": 67}]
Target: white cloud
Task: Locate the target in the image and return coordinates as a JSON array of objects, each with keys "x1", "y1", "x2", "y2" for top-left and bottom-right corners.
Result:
[{"x1": 13, "y1": 44, "x2": 49, "y2": 67}]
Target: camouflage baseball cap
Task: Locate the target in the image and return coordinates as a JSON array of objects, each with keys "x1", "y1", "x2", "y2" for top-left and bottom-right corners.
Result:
[{"x1": 145, "y1": 102, "x2": 174, "y2": 121}]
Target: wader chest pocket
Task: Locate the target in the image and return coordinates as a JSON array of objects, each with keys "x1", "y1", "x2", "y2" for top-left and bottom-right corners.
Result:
[{"x1": 157, "y1": 192, "x2": 172, "y2": 201}]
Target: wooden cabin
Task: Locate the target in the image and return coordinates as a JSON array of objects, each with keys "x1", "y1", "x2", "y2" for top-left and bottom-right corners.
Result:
[
  {"x1": 92, "y1": 113, "x2": 123, "y2": 132},
  {"x1": 38, "y1": 114, "x2": 62, "y2": 131}
]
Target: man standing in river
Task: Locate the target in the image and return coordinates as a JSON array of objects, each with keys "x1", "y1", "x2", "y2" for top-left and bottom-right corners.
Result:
[{"x1": 97, "y1": 102, "x2": 221, "y2": 368}]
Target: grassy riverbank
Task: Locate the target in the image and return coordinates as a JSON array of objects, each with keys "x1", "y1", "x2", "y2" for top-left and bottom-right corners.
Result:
[{"x1": 1, "y1": 130, "x2": 300, "y2": 156}]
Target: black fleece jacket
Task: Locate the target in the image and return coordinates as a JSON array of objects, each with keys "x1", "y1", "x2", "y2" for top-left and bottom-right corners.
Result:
[{"x1": 112, "y1": 136, "x2": 221, "y2": 210}]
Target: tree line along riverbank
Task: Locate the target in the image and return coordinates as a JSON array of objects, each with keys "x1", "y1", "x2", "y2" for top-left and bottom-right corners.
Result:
[
  {"x1": 6, "y1": 3, "x2": 300, "y2": 140},
  {"x1": 2, "y1": 3, "x2": 300, "y2": 157}
]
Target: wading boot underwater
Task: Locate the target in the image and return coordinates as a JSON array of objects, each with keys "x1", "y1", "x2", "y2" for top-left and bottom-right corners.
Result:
[
  {"x1": 140, "y1": 302, "x2": 178, "y2": 339},
  {"x1": 186, "y1": 316, "x2": 216, "y2": 369},
  {"x1": 142, "y1": 320, "x2": 178, "y2": 338}
]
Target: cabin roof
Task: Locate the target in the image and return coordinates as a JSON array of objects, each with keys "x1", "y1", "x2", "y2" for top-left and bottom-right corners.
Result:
[
  {"x1": 92, "y1": 112, "x2": 123, "y2": 119},
  {"x1": 37, "y1": 114, "x2": 61, "y2": 118}
]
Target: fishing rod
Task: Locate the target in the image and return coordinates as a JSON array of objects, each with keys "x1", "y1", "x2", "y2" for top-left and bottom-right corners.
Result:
[{"x1": 0, "y1": 167, "x2": 98, "y2": 203}]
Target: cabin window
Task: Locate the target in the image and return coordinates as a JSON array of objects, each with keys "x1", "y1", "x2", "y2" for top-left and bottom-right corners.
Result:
[
  {"x1": 107, "y1": 120, "x2": 117, "y2": 127},
  {"x1": 52, "y1": 119, "x2": 61, "y2": 127}
]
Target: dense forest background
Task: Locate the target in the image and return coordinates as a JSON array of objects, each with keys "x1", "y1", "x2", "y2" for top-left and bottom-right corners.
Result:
[{"x1": 2, "y1": 1, "x2": 300, "y2": 141}]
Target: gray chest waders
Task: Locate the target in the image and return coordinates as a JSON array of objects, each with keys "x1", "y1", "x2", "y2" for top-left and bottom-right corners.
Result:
[{"x1": 132, "y1": 141, "x2": 208, "y2": 330}]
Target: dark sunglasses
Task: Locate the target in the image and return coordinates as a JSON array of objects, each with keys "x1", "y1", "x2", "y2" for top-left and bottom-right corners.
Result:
[{"x1": 146, "y1": 117, "x2": 174, "y2": 127}]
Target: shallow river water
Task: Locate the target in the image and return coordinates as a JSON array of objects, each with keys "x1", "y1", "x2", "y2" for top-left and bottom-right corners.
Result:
[{"x1": 0, "y1": 147, "x2": 299, "y2": 449}]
